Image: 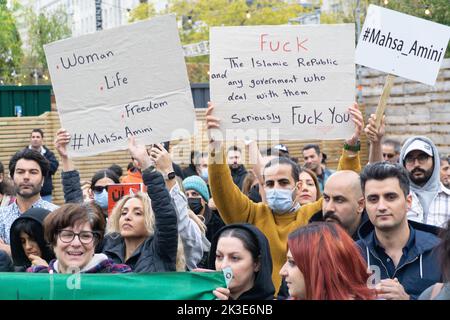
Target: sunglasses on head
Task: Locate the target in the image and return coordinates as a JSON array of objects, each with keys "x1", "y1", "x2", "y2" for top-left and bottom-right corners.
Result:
[{"x1": 92, "y1": 185, "x2": 109, "y2": 193}]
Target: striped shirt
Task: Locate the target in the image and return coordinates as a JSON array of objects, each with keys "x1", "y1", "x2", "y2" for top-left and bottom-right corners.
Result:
[{"x1": 407, "y1": 183, "x2": 450, "y2": 227}]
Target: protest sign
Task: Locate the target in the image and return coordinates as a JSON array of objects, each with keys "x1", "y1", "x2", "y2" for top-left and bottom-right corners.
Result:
[
  {"x1": 44, "y1": 15, "x2": 195, "y2": 157},
  {"x1": 355, "y1": 5, "x2": 450, "y2": 86},
  {"x1": 209, "y1": 24, "x2": 355, "y2": 141},
  {"x1": 107, "y1": 183, "x2": 142, "y2": 216}
]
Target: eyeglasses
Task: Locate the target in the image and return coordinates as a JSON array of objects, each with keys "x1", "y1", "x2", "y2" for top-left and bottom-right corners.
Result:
[
  {"x1": 92, "y1": 185, "x2": 109, "y2": 193},
  {"x1": 383, "y1": 153, "x2": 395, "y2": 159},
  {"x1": 405, "y1": 153, "x2": 430, "y2": 165},
  {"x1": 58, "y1": 230, "x2": 98, "y2": 244}
]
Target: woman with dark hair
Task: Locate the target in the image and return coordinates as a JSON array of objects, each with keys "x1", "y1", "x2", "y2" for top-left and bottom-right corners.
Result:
[
  {"x1": 10, "y1": 207, "x2": 55, "y2": 271},
  {"x1": 280, "y1": 222, "x2": 376, "y2": 300},
  {"x1": 419, "y1": 219, "x2": 450, "y2": 300},
  {"x1": 296, "y1": 167, "x2": 321, "y2": 205},
  {"x1": 88, "y1": 169, "x2": 120, "y2": 211},
  {"x1": 208, "y1": 223, "x2": 275, "y2": 300},
  {"x1": 28, "y1": 202, "x2": 131, "y2": 273}
]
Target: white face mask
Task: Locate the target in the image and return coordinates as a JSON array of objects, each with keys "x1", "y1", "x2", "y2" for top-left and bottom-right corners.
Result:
[
  {"x1": 265, "y1": 187, "x2": 296, "y2": 214},
  {"x1": 94, "y1": 189, "x2": 108, "y2": 209}
]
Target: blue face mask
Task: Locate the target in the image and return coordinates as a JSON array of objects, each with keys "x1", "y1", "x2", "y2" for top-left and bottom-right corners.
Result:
[
  {"x1": 265, "y1": 188, "x2": 295, "y2": 214},
  {"x1": 200, "y1": 168, "x2": 208, "y2": 181},
  {"x1": 94, "y1": 189, "x2": 108, "y2": 209}
]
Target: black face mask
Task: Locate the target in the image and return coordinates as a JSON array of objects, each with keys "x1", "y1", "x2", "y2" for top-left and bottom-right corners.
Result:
[{"x1": 188, "y1": 198, "x2": 204, "y2": 215}]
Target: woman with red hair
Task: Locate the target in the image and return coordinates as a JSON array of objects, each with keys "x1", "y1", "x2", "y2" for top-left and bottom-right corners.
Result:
[{"x1": 280, "y1": 222, "x2": 376, "y2": 300}]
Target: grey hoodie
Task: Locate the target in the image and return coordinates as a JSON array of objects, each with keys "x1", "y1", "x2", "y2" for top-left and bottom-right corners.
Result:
[{"x1": 400, "y1": 136, "x2": 440, "y2": 223}]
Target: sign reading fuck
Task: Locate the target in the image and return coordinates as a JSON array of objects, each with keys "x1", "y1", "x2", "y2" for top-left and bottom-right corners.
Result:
[
  {"x1": 45, "y1": 15, "x2": 195, "y2": 157},
  {"x1": 209, "y1": 24, "x2": 355, "y2": 141}
]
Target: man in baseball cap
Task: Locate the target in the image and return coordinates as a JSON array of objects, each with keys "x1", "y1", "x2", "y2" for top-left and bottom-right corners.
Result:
[{"x1": 399, "y1": 136, "x2": 449, "y2": 226}]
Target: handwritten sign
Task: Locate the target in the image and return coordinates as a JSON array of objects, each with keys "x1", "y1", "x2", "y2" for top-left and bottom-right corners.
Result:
[
  {"x1": 107, "y1": 183, "x2": 142, "y2": 216},
  {"x1": 44, "y1": 15, "x2": 195, "y2": 157},
  {"x1": 209, "y1": 24, "x2": 355, "y2": 141},
  {"x1": 355, "y1": 5, "x2": 450, "y2": 86}
]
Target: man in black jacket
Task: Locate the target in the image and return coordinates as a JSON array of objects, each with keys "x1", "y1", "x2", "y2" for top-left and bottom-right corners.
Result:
[
  {"x1": 227, "y1": 146, "x2": 247, "y2": 190},
  {"x1": 27, "y1": 129, "x2": 59, "y2": 202}
]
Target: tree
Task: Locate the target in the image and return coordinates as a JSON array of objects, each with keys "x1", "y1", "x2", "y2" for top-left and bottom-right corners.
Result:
[
  {"x1": 168, "y1": 0, "x2": 310, "y2": 82},
  {"x1": 27, "y1": 7, "x2": 71, "y2": 72},
  {"x1": 382, "y1": 0, "x2": 450, "y2": 57},
  {"x1": 322, "y1": 0, "x2": 450, "y2": 57},
  {"x1": 128, "y1": 3, "x2": 156, "y2": 23},
  {"x1": 0, "y1": 0, "x2": 23, "y2": 83}
]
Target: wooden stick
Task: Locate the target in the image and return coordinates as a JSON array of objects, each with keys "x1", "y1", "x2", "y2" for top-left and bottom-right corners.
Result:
[{"x1": 375, "y1": 74, "x2": 395, "y2": 130}]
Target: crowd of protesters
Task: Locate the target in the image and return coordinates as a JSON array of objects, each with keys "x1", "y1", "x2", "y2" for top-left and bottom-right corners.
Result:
[{"x1": 0, "y1": 99, "x2": 450, "y2": 301}]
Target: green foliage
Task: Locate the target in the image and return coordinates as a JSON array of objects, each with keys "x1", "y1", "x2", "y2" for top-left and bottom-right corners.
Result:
[
  {"x1": 322, "y1": 1, "x2": 450, "y2": 57},
  {"x1": 128, "y1": 3, "x2": 156, "y2": 23},
  {"x1": 27, "y1": 7, "x2": 71, "y2": 71},
  {"x1": 382, "y1": 0, "x2": 450, "y2": 57},
  {"x1": 168, "y1": 0, "x2": 309, "y2": 81},
  {"x1": 0, "y1": 1, "x2": 23, "y2": 83},
  {"x1": 170, "y1": 0, "x2": 308, "y2": 44}
]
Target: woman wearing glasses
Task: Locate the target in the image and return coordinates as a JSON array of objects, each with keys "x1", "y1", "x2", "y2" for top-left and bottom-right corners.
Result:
[
  {"x1": 28, "y1": 202, "x2": 131, "y2": 273},
  {"x1": 55, "y1": 129, "x2": 203, "y2": 272},
  {"x1": 54, "y1": 129, "x2": 179, "y2": 273}
]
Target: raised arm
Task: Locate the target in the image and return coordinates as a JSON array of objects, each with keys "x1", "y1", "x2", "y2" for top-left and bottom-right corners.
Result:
[
  {"x1": 337, "y1": 102, "x2": 364, "y2": 172},
  {"x1": 128, "y1": 137, "x2": 178, "y2": 270},
  {"x1": 246, "y1": 140, "x2": 268, "y2": 202},
  {"x1": 365, "y1": 114, "x2": 385, "y2": 164},
  {"x1": 206, "y1": 102, "x2": 261, "y2": 224},
  {"x1": 54, "y1": 129, "x2": 83, "y2": 203},
  {"x1": 150, "y1": 143, "x2": 206, "y2": 270}
]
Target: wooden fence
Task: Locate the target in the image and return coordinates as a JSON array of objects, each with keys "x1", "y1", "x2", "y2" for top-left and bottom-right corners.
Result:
[
  {"x1": 5, "y1": 58, "x2": 449, "y2": 205},
  {"x1": 0, "y1": 110, "x2": 367, "y2": 205}
]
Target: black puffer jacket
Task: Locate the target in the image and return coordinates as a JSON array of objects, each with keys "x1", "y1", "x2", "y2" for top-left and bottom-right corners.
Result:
[
  {"x1": 61, "y1": 170, "x2": 84, "y2": 203},
  {"x1": 102, "y1": 167, "x2": 178, "y2": 272}
]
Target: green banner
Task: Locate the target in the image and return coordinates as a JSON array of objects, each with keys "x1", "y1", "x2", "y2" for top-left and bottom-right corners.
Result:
[{"x1": 0, "y1": 271, "x2": 226, "y2": 300}]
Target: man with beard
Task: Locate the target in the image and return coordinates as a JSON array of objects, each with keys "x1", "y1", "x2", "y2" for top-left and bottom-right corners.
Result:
[
  {"x1": 278, "y1": 169, "x2": 370, "y2": 299},
  {"x1": 357, "y1": 162, "x2": 441, "y2": 300},
  {"x1": 0, "y1": 149, "x2": 58, "y2": 256},
  {"x1": 400, "y1": 137, "x2": 450, "y2": 227},
  {"x1": 309, "y1": 170, "x2": 368, "y2": 240},
  {"x1": 227, "y1": 146, "x2": 247, "y2": 190},
  {"x1": 302, "y1": 144, "x2": 334, "y2": 192},
  {"x1": 440, "y1": 155, "x2": 450, "y2": 190}
]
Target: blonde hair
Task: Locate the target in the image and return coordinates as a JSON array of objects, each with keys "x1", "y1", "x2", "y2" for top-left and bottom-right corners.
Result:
[
  {"x1": 176, "y1": 236, "x2": 186, "y2": 271},
  {"x1": 107, "y1": 191, "x2": 155, "y2": 236},
  {"x1": 107, "y1": 190, "x2": 187, "y2": 272}
]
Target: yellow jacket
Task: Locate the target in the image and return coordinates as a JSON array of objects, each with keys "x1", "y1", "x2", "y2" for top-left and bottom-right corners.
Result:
[{"x1": 209, "y1": 147, "x2": 360, "y2": 292}]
